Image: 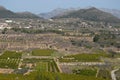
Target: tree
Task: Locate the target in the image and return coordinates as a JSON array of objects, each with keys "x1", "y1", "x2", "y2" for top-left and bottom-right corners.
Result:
[
  {"x1": 2, "y1": 28, "x2": 7, "y2": 34},
  {"x1": 93, "y1": 34, "x2": 99, "y2": 42}
]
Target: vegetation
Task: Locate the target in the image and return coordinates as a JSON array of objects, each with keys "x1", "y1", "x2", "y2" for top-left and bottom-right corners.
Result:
[
  {"x1": 0, "y1": 71, "x2": 107, "y2": 80},
  {"x1": 2, "y1": 28, "x2": 7, "y2": 34},
  {"x1": 12, "y1": 28, "x2": 65, "y2": 35},
  {"x1": 97, "y1": 69, "x2": 111, "y2": 80},
  {"x1": 59, "y1": 53, "x2": 108, "y2": 62},
  {"x1": 0, "y1": 51, "x2": 22, "y2": 59},
  {"x1": 0, "y1": 59, "x2": 20, "y2": 69},
  {"x1": 71, "y1": 40, "x2": 98, "y2": 49},
  {"x1": 0, "y1": 51, "x2": 22, "y2": 69},
  {"x1": 22, "y1": 58, "x2": 59, "y2": 72},
  {"x1": 115, "y1": 69, "x2": 120, "y2": 80},
  {"x1": 23, "y1": 58, "x2": 52, "y2": 63},
  {"x1": 0, "y1": 6, "x2": 119, "y2": 80},
  {"x1": 31, "y1": 49, "x2": 56, "y2": 56},
  {"x1": 73, "y1": 69, "x2": 97, "y2": 76},
  {"x1": 35, "y1": 62, "x2": 48, "y2": 72},
  {"x1": 53, "y1": 7, "x2": 120, "y2": 23},
  {"x1": 93, "y1": 33, "x2": 119, "y2": 48},
  {"x1": 0, "y1": 7, "x2": 40, "y2": 18}
]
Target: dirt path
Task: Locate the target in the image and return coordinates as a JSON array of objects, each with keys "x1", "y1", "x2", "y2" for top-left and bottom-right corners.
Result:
[
  {"x1": 53, "y1": 58, "x2": 62, "y2": 73},
  {"x1": 111, "y1": 68, "x2": 120, "y2": 80}
]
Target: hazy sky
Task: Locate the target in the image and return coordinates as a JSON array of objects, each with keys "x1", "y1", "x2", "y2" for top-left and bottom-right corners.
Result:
[{"x1": 0, "y1": 0, "x2": 120, "y2": 13}]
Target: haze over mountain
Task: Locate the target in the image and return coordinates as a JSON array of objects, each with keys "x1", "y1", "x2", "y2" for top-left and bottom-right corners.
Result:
[
  {"x1": 38, "y1": 7, "x2": 120, "y2": 19},
  {"x1": 0, "y1": 6, "x2": 40, "y2": 18},
  {"x1": 38, "y1": 8, "x2": 79, "y2": 19},
  {"x1": 16, "y1": 12, "x2": 40, "y2": 18},
  {"x1": 100, "y1": 8, "x2": 120, "y2": 19},
  {"x1": 52, "y1": 7, "x2": 120, "y2": 23}
]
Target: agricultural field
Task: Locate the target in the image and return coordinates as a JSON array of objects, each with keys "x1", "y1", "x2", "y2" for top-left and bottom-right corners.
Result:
[
  {"x1": 35, "y1": 62, "x2": 48, "y2": 72},
  {"x1": 0, "y1": 59, "x2": 20, "y2": 69},
  {"x1": 0, "y1": 51, "x2": 22, "y2": 59},
  {"x1": 59, "y1": 53, "x2": 108, "y2": 62},
  {"x1": 0, "y1": 50, "x2": 117, "y2": 80},
  {"x1": 0, "y1": 51, "x2": 22, "y2": 69},
  {"x1": 0, "y1": 71, "x2": 108, "y2": 80},
  {"x1": 21, "y1": 58, "x2": 59, "y2": 73},
  {"x1": 72, "y1": 69, "x2": 97, "y2": 76},
  {"x1": 31, "y1": 49, "x2": 57, "y2": 56}
]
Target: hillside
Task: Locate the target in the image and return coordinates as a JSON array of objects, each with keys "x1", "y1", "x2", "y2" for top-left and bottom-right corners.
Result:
[
  {"x1": 53, "y1": 7, "x2": 120, "y2": 23},
  {"x1": 0, "y1": 6, "x2": 18, "y2": 18},
  {"x1": 100, "y1": 8, "x2": 120, "y2": 19},
  {"x1": 38, "y1": 8, "x2": 78, "y2": 19},
  {"x1": 0, "y1": 6, "x2": 40, "y2": 18},
  {"x1": 16, "y1": 12, "x2": 40, "y2": 18}
]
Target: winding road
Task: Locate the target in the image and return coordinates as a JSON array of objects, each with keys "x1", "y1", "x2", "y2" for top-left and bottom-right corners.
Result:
[{"x1": 111, "y1": 68, "x2": 120, "y2": 80}]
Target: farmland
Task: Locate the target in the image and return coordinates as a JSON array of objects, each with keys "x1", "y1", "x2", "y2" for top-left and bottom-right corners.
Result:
[
  {"x1": 73, "y1": 69, "x2": 97, "y2": 76},
  {"x1": 0, "y1": 49, "x2": 114, "y2": 80},
  {"x1": 31, "y1": 49, "x2": 57, "y2": 56},
  {"x1": 0, "y1": 71, "x2": 107, "y2": 80},
  {"x1": 0, "y1": 51, "x2": 22, "y2": 69},
  {"x1": 59, "y1": 53, "x2": 108, "y2": 62},
  {"x1": 0, "y1": 51, "x2": 22, "y2": 59},
  {"x1": 22, "y1": 58, "x2": 59, "y2": 73},
  {"x1": 0, "y1": 46, "x2": 120, "y2": 80}
]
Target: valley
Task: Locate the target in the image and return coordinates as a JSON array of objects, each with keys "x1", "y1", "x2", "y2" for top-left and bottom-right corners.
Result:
[{"x1": 0, "y1": 6, "x2": 120, "y2": 80}]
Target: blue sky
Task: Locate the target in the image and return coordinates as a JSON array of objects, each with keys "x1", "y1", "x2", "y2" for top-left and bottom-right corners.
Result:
[{"x1": 0, "y1": 0, "x2": 120, "y2": 13}]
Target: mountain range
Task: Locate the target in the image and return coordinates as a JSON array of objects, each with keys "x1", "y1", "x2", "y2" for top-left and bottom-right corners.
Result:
[
  {"x1": 38, "y1": 7, "x2": 120, "y2": 20},
  {"x1": 0, "y1": 5, "x2": 120, "y2": 23},
  {"x1": 52, "y1": 7, "x2": 120, "y2": 23}
]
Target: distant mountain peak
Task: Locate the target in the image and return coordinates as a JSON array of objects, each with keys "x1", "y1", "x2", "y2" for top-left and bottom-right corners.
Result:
[
  {"x1": 16, "y1": 11, "x2": 35, "y2": 15},
  {"x1": 0, "y1": 6, "x2": 41, "y2": 18},
  {"x1": 0, "y1": 6, "x2": 6, "y2": 10},
  {"x1": 88, "y1": 7, "x2": 98, "y2": 10},
  {"x1": 38, "y1": 8, "x2": 79, "y2": 19}
]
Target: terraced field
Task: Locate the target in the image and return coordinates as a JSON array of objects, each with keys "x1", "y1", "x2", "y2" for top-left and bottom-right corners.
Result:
[
  {"x1": 22, "y1": 58, "x2": 59, "y2": 73},
  {"x1": 59, "y1": 53, "x2": 108, "y2": 62},
  {"x1": 31, "y1": 49, "x2": 57, "y2": 56},
  {"x1": 0, "y1": 59, "x2": 20, "y2": 69},
  {"x1": 0, "y1": 50, "x2": 115, "y2": 80},
  {"x1": 0, "y1": 71, "x2": 107, "y2": 80},
  {"x1": 0, "y1": 51, "x2": 22, "y2": 59},
  {"x1": 0, "y1": 51, "x2": 22, "y2": 69}
]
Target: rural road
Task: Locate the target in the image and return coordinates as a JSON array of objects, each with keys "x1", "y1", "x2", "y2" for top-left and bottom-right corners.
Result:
[{"x1": 111, "y1": 68, "x2": 119, "y2": 80}]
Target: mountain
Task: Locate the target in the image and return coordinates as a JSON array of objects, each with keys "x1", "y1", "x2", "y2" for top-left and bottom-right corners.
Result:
[
  {"x1": 38, "y1": 8, "x2": 79, "y2": 19},
  {"x1": 16, "y1": 12, "x2": 40, "y2": 18},
  {"x1": 0, "y1": 6, "x2": 7, "y2": 10},
  {"x1": 0, "y1": 6, "x2": 18, "y2": 18},
  {"x1": 0, "y1": 6, "x2": 40, "y2": 18},
  {"x1": 100, "y1": 8, "x2": 120, "y2": 19},
  {"x1": 38, "y1": 7, "x2": 120, "y2": 19},
  {"x1": 53, "y1": 7, "x2": 120, "y2": 23}
]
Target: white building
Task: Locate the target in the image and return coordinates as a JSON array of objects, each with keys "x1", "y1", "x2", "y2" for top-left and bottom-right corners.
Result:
[{"x1": 5, "y1": 20, "x2": 13, "y2": 23}]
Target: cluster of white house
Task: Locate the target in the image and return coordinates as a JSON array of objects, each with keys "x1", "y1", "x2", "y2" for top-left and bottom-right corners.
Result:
[{"x1": 0, "y1": 20, "x2": 13, "y2": 30}]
